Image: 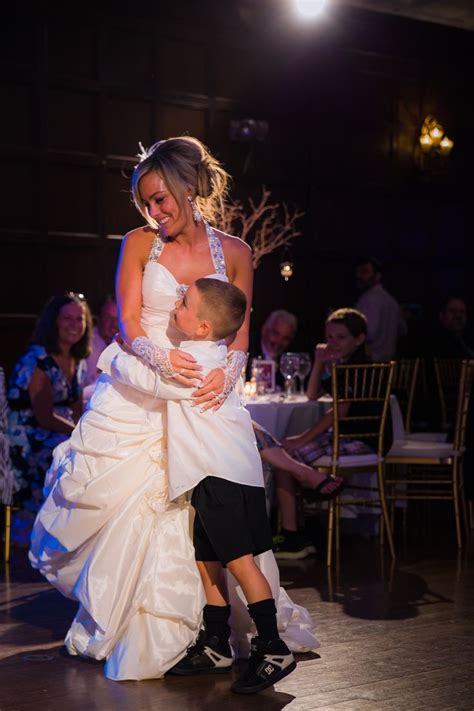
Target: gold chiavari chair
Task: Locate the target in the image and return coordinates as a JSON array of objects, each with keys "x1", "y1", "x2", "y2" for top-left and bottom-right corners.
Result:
[
  {"x1": 385, "y1": 359, "x2": 473, "y2": 547},
  {"x1": 391, "y1": 358, "x2": 419, "y2": 434},
  {"x1": 1, "y1": 365, "x2": 14, "y2": 564},
  {"x1": 308, "y1": 361, "x2": 395, "y2": 566},
  {"x1": 434, "y1": 358, "x2": 463, "y2": 433},
  {"x1": 3, "y1": 506, "x2": 11, "y2": 563}
]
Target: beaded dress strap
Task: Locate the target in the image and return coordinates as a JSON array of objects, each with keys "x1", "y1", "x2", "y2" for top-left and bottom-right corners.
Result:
[
  {"x1": 148, "y1": 233, "x2": 164, "y2": 263},
  {"x1": 205, "y1": 222, "x2": 227, "y2": 276}
]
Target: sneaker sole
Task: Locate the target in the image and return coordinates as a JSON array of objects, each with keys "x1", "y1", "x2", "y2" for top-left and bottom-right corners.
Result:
[
  {"x1": 167, "y1": 664, "x2": 232, "y2": 676},
  {"x1": 231, "y1": 659, "x2": 297, "y2": 694}
]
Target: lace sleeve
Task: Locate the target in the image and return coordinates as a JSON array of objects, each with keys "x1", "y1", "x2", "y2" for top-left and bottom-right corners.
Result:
[
  {"x1": 222, "y1": 350, "x2": 248, "y2": 398},
  {"x1": 131, "y1": 336, "x2": 174, "y2": 379}
]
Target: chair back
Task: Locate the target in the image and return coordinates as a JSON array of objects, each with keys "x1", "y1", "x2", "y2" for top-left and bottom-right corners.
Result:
[
  {"x1": 389, "y1": 394, "x2": 405, "y2": 441},
  {"x1": 0, "y1": 366, "x2": 15, "y2": 505},
  {"x1": 391, "y1": 358, "x2": 419, "y2": 433},
  {"x1": 330, "y1": 362, "x2": 395, "y2": 464},
  {"x1": 453, "y1": 359, "x2": 474, "y2": 452},
  {"x1": 434, "y1": 358, "x2": 463, "y2": 433}
]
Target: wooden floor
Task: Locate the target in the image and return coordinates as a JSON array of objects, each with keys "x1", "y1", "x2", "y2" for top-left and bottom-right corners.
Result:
[{"x1": 1, "y1": 513, "x2": 474, "y2": 710}]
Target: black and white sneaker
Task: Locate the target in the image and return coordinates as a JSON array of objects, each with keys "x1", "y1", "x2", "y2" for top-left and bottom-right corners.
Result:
[
  {"x1": 167, "y1": 630, "x2": 233, "y2": 676},
  {"x1": 231, "y1": 636, "x2": 296, "y2": 694}
]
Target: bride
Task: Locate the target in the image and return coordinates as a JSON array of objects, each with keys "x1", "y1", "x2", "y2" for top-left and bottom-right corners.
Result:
[{"x1": 29, "y1": 136, "x2": 319, "y2": 681}]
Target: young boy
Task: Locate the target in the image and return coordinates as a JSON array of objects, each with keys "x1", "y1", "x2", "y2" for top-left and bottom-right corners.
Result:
[{"x1": 102, "y1": 277, "x2": 297, "y2": 694}]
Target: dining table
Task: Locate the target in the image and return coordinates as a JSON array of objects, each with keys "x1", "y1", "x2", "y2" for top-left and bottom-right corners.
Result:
[{"x1": 244, "y1": 393, "x2": 332, "y2": 441}]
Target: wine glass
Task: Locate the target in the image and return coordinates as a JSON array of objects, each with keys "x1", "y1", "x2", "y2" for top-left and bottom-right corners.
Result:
[
  {"x1": 296, "y1": 352, "x2": 312, "y2": 396},
  {"x1": 279, "y1": 352, "x2": 300, "y2": 398}
]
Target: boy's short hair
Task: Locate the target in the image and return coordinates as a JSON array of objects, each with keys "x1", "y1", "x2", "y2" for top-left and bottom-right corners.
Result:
[
  {"x1": 326, "y1": 308, "x2": 368, "y2": 338},
  {"x1": 195, "y1": 278, "x2": 247, "y2": 340}
]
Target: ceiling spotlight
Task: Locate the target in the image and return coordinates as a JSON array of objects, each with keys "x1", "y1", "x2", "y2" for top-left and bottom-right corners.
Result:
[{"x1": 293, "y1": 0, "x2": 328, "y2": 18}]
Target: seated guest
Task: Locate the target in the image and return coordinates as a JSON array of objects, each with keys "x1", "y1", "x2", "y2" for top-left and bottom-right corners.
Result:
[
  {"x1": 84, "y1": 294, "x2": 118, "y2": 387},
  {"x1": 7, "y1": 292, "x2": 92, "y2": 539},
  {"x1": 428, "y1": 294, "x2": 473, "y2": 358},
  {"x1": 248, "y1": 309, "x2": 298, "y2": 387},
  {"x1": 257, "y1": 308, "x2": 371, "y2": 559},
  {"x1": 422, "y1": 294, "x2": 474, "y2": 474},
  {"x1": 429, "y1": 295, "x2": 474, "y2": 508},
  {"x1": 354, "y1": 256, "x2": 405, "y2": 361}
]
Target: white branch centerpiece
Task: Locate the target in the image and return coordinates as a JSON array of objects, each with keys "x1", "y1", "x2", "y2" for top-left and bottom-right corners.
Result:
[{"x1": 215, "y1": 187, "x2": 305, "y2": 269}]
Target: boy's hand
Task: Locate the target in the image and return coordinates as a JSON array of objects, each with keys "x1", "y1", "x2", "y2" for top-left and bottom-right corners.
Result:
[
  {"x1": 169, "y1": 349, "x2": 204, "y2": 386},
  {"x1": 192, "y1": 368, "x2": 225, "y2": 412}
]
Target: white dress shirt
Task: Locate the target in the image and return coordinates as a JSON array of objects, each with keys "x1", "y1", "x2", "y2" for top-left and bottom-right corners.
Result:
[{"x1": 355, "y1": 284, "x2": 405, "y2": 361}]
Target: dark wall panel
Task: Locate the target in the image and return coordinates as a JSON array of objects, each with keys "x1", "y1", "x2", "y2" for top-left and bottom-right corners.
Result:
[
  {"x1": 161, "y1": 105, "x2": 206, "y2": 140},
  {"x1": 46, "y1": 164, "x2": 98, "y2": 233},
  {"x1": 105, "y1": 96, "x2": 153, "y2": 157},
  {"x1": 47, "y1": 23, "x2": 98, "y2": 80},
  {"x1": 105, "y1": 168, "x2": 138, "y2": 236},
  {"x1": 101, "y1": 27, "x2": 154, "y2": 88},
  {"x1": 162, "y1": 38, "x2": 207, "y2": 95},
  {"x1": 0, "y1": 83, "x2": 33, "y2": 147},
  {"x1": 1, "y1": 160, "x2": 36, "y2": 229},
  {"x1": 0, "y1": 1, "x2": 472, "y2": 373},
  {"x1": 48, "y1": 89, "x2": 97, "y2": 153}
]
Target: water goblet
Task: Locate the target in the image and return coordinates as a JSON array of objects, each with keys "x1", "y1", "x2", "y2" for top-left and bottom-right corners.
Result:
[
  {"x1": 279, "y1": 352, "x2": 300, "y2": 398},
  {"x1": 296, "y1": 352, "x2": 312, "y2": 396}
]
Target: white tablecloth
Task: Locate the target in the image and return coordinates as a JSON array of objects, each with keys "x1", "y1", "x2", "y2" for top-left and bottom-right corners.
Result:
[{"x1": 245, "y1": 394, "x2": 330, "y2": 441}]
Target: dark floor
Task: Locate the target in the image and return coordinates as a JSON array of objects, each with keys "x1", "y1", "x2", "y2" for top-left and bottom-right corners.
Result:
[{"x1": 1, "y1": 509, "x2": 474, "y2": 710}]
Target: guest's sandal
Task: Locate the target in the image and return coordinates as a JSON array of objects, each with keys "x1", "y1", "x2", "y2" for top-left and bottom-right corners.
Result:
[{"x1": 310, "y1": 475, "x2": 346, "y2": 501}]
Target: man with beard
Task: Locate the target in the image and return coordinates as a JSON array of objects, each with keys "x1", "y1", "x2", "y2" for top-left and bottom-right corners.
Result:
[{"x1": 430, "y1": 294, "x2": 474, "y2": 358}]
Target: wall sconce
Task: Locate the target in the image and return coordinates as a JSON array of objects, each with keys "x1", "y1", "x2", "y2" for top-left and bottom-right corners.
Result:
[
  {"x1": 280, "y1": 245, "x2": 294, "y2": 281},
  {"x1": 280, "y1": 260, "x2": 294, "y2": 281},
  {"x1": 419, "y1": 115, "x2": 454, "y2": 157}
]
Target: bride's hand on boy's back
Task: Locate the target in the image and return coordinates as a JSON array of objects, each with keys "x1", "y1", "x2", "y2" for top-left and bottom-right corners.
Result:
[
  {"x1": 191, "y1": 368, "x2": 225, "y2": 412},
  {"x1": 170, "y1": 349, "x2": 204, "y2": 387}
]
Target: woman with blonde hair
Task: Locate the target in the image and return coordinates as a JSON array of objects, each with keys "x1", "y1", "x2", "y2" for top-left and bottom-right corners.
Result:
[{"x1": 30, "y1": 136, "x2": 318, "y2": 685}]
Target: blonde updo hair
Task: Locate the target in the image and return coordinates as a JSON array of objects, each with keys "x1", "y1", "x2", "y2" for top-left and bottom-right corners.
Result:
[{"x1": 132, "y1": 136, "x2": 230, "y2": 226}]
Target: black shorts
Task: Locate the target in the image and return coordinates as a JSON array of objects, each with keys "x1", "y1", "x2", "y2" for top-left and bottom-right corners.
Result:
[{"x1": 191, "y1": 477, "x2": 273, "y2": 566}]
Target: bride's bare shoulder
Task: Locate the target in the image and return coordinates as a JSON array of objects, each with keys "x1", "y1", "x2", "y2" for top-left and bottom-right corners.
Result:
[
  {"x1": 121, "y1": 225, "x2": 157, "y2": 255},
  {"x1": 213, "y1": 228, "x2": 251, "y2": 255}
]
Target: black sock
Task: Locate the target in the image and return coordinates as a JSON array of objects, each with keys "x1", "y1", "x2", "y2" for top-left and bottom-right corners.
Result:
[
  {"x1": 248, "y1": 598, "x2": 280, "y2": 643},
  {"x1": 203, "y1": 604, "x2": 231, "y2": 643}
]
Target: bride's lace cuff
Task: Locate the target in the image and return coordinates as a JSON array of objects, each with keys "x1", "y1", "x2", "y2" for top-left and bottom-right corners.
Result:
[
  {"x1": 222, "y1": 350, "x2": 248, "y2": 398},
  {"x1": 131, "y1": 336, "x2": 174, "y2": 379}
]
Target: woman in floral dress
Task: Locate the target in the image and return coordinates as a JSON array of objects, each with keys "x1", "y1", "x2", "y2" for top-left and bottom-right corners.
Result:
[{"x1": 7, "y1": 292, "x2": 92, "y2": 537}]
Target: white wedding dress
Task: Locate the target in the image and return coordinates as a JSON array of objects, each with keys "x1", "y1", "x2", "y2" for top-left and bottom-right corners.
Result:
[{"x1": 29, "y1": 226, "x2": 319, "y2": 681}]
